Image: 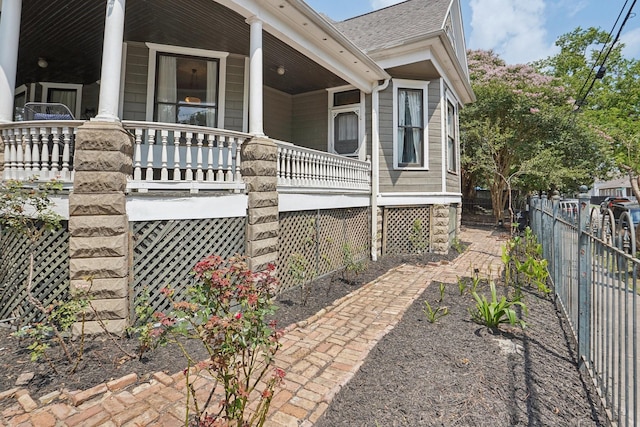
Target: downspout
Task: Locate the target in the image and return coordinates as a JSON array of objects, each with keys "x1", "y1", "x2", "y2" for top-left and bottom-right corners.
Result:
[{"x1": 371, "y1": 78, "x2": 390, "y2": 261}]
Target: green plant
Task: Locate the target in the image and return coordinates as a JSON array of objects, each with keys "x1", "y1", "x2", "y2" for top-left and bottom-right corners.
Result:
[
  {"x1": 287, "y1": 253, "x2": 311, "y2": 306},
  {"x1": 342, "y1": 243, "x2": 367, "y2": 283},
  {"x1": 457, "y1": 276, "x2": 467, "y2": 296},
  {"x1": 470, "y1": 282, "x2": 526, "y2": 329},
  {"x1": 127, "y1": 287, "x2": 159, "y2": 359},
  {"x1": 438, "y1": 282, "x2": 446, "y2": 303},
  {"x1": 451, "y1": 238, "x2": 467, "y2": 253},
  {"x1": 153, "y1": 255, "x2": 284, "y2": 426},
  {"x1": 423, "y1": 300, "x2": 449, "y2": 323},
  {"x1": 409, "y1": 218, "x2": 428, "y2": 254}
]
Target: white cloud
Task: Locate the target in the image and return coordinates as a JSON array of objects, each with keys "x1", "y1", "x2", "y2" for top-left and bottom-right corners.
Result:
[
  {"x1": 467, "y1": 0, "x2": 557, "y2": 64},
  {"x1": 621, "y1": 27, "x2": 640, "y2": 59},
  {"x1": 554, "y1": 0, "x2": 588, "y2": 18},
  {"x1": 370, "y1": 0, "x2": 405, "y2": 10}
]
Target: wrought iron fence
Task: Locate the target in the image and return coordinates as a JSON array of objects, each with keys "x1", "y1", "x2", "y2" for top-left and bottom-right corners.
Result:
[{"x1": 530, "y1": 189, "x2": 638, "y2": 427}]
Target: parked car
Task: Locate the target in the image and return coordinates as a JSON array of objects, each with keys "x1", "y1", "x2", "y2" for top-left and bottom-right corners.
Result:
[
  {"x1": 611, "y1": 202, "x2": 640, "y2": 252},
  {"x1": 600, "y1": 196, "x2": 631, "y2": 214},
  {"x1": 559, "y1": 199, "x2": 578, "y2": 216}
]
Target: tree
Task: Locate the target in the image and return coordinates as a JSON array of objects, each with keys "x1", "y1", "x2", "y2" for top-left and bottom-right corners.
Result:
[
  {"x1": 461, "y1": 50, "x2": 605, "y2": 224},
  {"x1": 535, "y1": 27, "x2": 640, "y2": 199}
]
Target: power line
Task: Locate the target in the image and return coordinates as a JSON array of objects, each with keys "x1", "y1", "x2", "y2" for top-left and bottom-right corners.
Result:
[{"x1": 573, "y1": 0, "x2": 637, "y2": 113}]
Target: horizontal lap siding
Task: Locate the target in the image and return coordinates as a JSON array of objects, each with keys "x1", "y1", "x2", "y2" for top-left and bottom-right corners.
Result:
[
  {"x1": 447, "y1": 173, "x2": 460, "y2": 193},
  {"x1": 122, "y1": 42, "x2": 148, "y2": 121},
  {"x1": 225, "y1": 55, "x2": 246, "y2": 132},
  {"x1": 378, "y1": 79, "x2": 443, "y2": 193},
  {"x1": 264, "y1": 86, "x2": 293, "y2": 142},
  {"x1": 292, "y1": 91, "x2": 327, "y2": 152}
]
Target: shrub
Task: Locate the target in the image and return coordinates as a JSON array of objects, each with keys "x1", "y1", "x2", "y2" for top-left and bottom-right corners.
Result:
[{"x1": 152, "y1": 255, "x2": 284, "y2": 426}]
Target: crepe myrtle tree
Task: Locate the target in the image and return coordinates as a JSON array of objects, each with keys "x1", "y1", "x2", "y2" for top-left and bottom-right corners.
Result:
[{"x1": 461, "y1": 49, "x2": 607, "y2": 225}]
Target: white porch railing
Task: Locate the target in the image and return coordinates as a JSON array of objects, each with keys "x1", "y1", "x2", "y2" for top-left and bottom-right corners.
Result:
[
  {"x1": 1, "y1": 122, "x2": 371, "y2": 194},
  {"x1": 1, "y1": 121, "x2": 82, "y2": 182},
  {"x1": 122, "y1": 121, "x2": 250, "y2": 193},
  {"x1": 276, "y1": 141, "x2": 371, "y2": 192}
]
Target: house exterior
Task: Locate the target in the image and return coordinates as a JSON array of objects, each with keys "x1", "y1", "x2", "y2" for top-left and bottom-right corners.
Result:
[{"x1": 0, "y1": 0, "x2": 474, "y2": 332}]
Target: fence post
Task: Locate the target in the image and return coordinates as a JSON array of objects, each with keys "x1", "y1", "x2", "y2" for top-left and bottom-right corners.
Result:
[
  {"x1": 551, "y1": 192, "x2": 560, "y2": 289},
  {"x1": 577, "y1": 185, "x2": 591, "y2": 367}
]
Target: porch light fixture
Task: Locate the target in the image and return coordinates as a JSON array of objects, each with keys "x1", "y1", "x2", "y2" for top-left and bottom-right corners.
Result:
[
  {"x1": 37, "y1": 57, "x2": 48, "y2": 68},
  {"x1": 277, "y1": 65, "x2": 286, "y2": 76}
]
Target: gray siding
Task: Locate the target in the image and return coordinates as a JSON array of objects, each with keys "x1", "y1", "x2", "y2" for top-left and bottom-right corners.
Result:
[
  {"x1": 224, "y1": 55, "x2": 245, "y2": 132},
  {"x1": 378, "y1": 78, "x2": 444, "y2": 193},
  {"x1": 264, "y1": 87, "x2": 293, "y2": 142},
  {"x1": 122, "y1": 42, "x2": 149, "y2": 121},
  {"x1": 292, "y1": 91, "x2": 327, "y2": 152}
]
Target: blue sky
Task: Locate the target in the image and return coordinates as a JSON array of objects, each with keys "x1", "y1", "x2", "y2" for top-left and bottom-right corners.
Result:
[{"x1": 305, "y1": 0, "x2": 640, "y2": 64}]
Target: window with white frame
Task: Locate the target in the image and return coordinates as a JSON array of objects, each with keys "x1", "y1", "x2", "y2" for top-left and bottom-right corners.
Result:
[
  {"x1": 328, "y1": 88, "x2": 363, "y2": 157},
  {"x1": 446, "y1": 99, "x2": 458, "y2": 172},
  {"x1": 393, "y1": 79, "x2": 429, "y2": 169},
  {"x1": 146, "y1": 43, "x2": 228, "y2": 128},
  {"x1": 155, "y1": 54, "x2": 219, "y2": 126},
  {"x1": 40, "y1": 82, "x2": 83, "y2": 118}
]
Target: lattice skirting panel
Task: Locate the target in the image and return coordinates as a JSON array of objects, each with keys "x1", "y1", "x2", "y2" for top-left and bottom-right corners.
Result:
[
  {"x1": 278, "y1": 207, "x2": 370, "y2": 291},
  {"x1": 382, "y1": 206, "x2": 431, "y2": 255},
  {"x1": 131, "y1": 217, "x2": 246, "y2": 317},
  {"x1": 0, "y1": 222, "x2": 70, "y2": 326}
]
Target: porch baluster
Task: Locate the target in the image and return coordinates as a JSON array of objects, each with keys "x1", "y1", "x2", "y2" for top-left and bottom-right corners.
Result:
[
  {"x1": 40, "y1": 127, "x2": 50, "y2": 180},
  {"x1": 23, "y1": 129, "x2": 32, "y2": 176},
  {"x1": 292, "y1": 150, "x2": 300, "y2": 186},
  {"x1": 233, "y1": 138, "x2": 242, "y2": 182},
  {"x1": 276, "y1": 146, "x2": 283, "y2": 185},
  {"x1": 50, "y1": 127, "x2": 60, "y2": 178},
  {"x1": 2, "y1": 129, "x2": 10, "y2": 180},
  {"x1": 206, "y1": 136, "x2": 215, "y2": 182},
  {"x1": 146, "y1": 129, "x2": 156, "y2": 181},
  {"x1": 172, "y1": 131, "x2": 181, "y2": 181},
  {"x1": 284, "y1": 148, "x2": 292, "y2": 186},
  {"x1": 61, "y1": 127, "x2": 71, "y2": 181},
  {"x1": 196, "y1": 132, "x2": 204, "y2": 181},
  {"x1": 133, "y1": 128, "x2": 143, "y2": 181},
  {"x1": 185, "y1": 132, "x2": 193, "y2": 182},
  {"x1": 225, "y1": 137, "x2": 233, "y2": 182},
  {"x1": 13, "y1": 130, "x2": 24, "y2": 180},
  {"x1": 216, "y1": 136, "x2": 224, "y2": 183},
  {"x1": 160, "y1": 129, "x2": 169, "y2": 181},
  {"x1": 29, "y1": 128, "x2": 39, "y2": 179}
]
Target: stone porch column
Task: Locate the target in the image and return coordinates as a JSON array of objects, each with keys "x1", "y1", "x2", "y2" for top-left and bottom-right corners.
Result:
[
  {"x1": 0, "y1": 0, "x2": 22, "y2": 123},
  {"x1": 69, "y1": 121, "x2": 133, "y2": 335},
  {"x1": 431, "y1": 204, "x2": 451, "y2": 254},
  {"x1": 241, "y1": 137, "x2": 278, "y2": 272}
]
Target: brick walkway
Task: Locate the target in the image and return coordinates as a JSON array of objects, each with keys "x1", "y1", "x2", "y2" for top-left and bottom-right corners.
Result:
[{"x1": 0, "y1": 226, "x2": 506, "y2": 427}]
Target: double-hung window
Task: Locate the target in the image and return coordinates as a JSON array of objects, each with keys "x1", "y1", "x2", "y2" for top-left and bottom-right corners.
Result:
[
  {"x1": 393, "y1": 79, "x2": 429, "y2": 169},
  {"x1": 328, "y1": 88, "x2": 363, "y2": 158},
  {"x1": 146, "y1": 43, "x2": 228, "y2": 128},
  {"x1": 155, "y1": 54, "x2": 219, "y2": 127},
  {"x1": 446, "y1": 99, "x2": 458, "y2": 172}
]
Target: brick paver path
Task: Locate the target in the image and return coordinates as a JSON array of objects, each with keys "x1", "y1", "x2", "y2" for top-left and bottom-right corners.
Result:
[{"x1": 0, "y1": 226, "x2": 506, "y2": 427}]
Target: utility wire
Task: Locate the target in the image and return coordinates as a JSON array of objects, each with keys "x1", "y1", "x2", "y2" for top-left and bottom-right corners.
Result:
[
  {"x1": 573, "y1": 0, "x2": 637, "y2": 113},
  {"x1": 573, "y1": 0, "x2": 629, "y2": 107}
]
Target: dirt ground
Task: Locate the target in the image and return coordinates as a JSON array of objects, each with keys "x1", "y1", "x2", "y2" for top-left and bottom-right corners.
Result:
[{"x1": 0, "y1": 224, "x2": 607, "y2": 426}]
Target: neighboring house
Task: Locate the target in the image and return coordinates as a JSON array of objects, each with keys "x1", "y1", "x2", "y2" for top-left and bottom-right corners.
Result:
[
  {"x1": 0, "y1": 0, "x2": 474, "y2": 332},
  {"x1": 592, "y1": 177, "x2": 634, "y2": 198}
]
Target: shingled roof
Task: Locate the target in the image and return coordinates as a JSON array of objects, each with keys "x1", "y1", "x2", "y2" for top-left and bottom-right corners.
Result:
[{"x1": 334, "y1": 0, "x2": 452, "y2": 53}]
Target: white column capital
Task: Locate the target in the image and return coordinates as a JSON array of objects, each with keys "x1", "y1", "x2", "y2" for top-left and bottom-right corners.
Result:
[{"x1": 246, "y1": 15, "x2": 263, "y2": 26}]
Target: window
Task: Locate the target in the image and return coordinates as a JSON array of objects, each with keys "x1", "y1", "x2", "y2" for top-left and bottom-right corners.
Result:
[
  {"x1": 155, "y1": 54, "x2": 218, "y2": 126},
  {"x1": 328, "y1": 88, "x2": 363, "y2": 157},
  {"x1": 393, "y1": 79, "x2": 429, "y2": 169},
  {"x1": 13, "y1": 85, "x2": 28, "y2": 121},
  {"x1": 446, "y1": 99, "x2": 458, "y2": 172},
  {"x1": 146, "y1": 43, "x2": 228, "y2": 127},
  {"x1": 40, "y1": 82, "x2": 83, "y2": 118}
]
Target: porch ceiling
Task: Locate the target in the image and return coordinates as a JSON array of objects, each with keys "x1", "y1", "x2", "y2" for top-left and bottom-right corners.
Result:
[{"x1": 17, "y1": 0, "x2": 347, "y2": 94}]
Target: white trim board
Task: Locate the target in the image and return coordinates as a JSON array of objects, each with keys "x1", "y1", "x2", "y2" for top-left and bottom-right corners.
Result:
[
  {"x1": 378, "y1": 192, "x2": 461, "y2": 206},
  {"x1": 279, "y1": 193, "x2": 370, "y2": 212},
  {"x1": 126, "y1": 194, "x2": 247, "y2": 221}
]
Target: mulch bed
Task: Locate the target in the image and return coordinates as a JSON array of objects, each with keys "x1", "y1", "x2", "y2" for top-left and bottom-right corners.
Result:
[{"x1": 0, "y1": 223, "x2": 608, "y2": 426}]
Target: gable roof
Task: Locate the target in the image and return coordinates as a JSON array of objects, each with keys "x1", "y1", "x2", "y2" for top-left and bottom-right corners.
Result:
[{"x1": 334, "y1": 0, "x2": 451, "y2": 53}]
